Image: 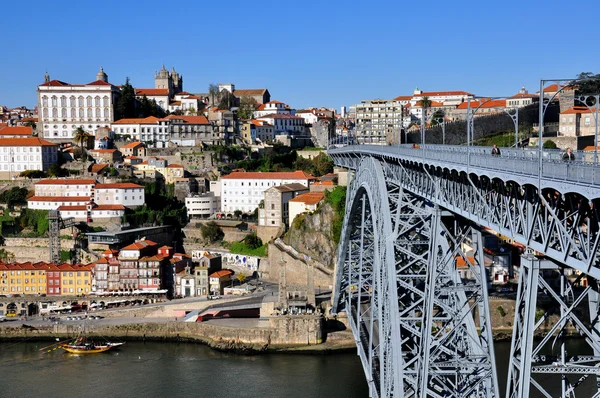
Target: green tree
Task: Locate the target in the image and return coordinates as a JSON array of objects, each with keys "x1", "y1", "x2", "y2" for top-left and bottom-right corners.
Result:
[
  {"x1": 200, "y1": 221, "x2": 224, "y2": 242},
  {"x1": 234, "y1": 210, "x2": 243, "y2": 219},
  {"x1": 23, "y1": 119, "x2": 37, "y2": 130},
  {"x1": 238, "y1": 96, "x2": 257, "y2": 120},
  {"x1": 312, "y1": 153, "x2": 334, "y2": 176},
  {"x1": 19, "y1": 170, "x2": 46, "y2": 179},
  {"x1": 0, "y1": 187, "x2": 29, "y2": 210},
  {"x1": 48, "y1": 164, "x2": 68, "y2": 177},
  {"x1": 116, "y1": 77, "x2": 137, "y2": 119},
  {"x1": 420, "y1": 96, "x2": 432, "y2": 125},
  {"x1": 430, "y1": 110, "x2": 445, "y2": 126},
  {"x1": 576, "y1": 72, "x2": 600, "y2": 94},
  {"x1": 0, "y1": 249, "x2": 15, "y2": 263},
  {"x1": 243, "y1": 233, "x2": 263, "y2": 249},
  {"x1": 543, "y1": 140, "x2": 558, "y2": 149},
  {"x1": 73, "y1": 127, "x2": 89, "y2": 174}
]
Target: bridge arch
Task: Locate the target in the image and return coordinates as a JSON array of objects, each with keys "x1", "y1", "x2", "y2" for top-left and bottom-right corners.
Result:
[{"x1": 333, "y1": 156, "x2": 402, "y2": 397}]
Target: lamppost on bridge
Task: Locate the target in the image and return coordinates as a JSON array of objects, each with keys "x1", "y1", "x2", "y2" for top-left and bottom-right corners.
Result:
[
  {"x1": 416, "y1": 111, "x2": 446, "y2": 145},
  {"x1": 536, "y1": 77, "x2": 600, "y2": 188}
]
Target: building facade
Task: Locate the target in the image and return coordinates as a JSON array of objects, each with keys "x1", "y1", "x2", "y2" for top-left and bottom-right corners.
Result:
[
  {"x1": 185, "y1": 192, "x2": 220, "y2": 219},
  {"x1": 0, "y1": 138, "x2": 58, "y2": 179},
  {"x1": 221, "y1": 171, "x2": 315, "y2": 214},
  {"x1": 37, "y1": 68, "x2": 120, "y2": 139},
  {"x1": 258, "y1": 184, "x2": 309, "y2": 228}
]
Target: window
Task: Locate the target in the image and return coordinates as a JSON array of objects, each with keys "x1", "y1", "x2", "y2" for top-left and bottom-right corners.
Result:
[{"x1": 87, "y1": 96, "x2": 92, "y2": 107}]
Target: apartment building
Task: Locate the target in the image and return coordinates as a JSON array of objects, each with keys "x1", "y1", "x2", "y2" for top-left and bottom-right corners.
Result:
[
  {"x1": 221, "y1": 171, "x2": 315, "y2": 214},
  {"x1": 0, "y1": 138, "x2": 59, "y2": 179}
]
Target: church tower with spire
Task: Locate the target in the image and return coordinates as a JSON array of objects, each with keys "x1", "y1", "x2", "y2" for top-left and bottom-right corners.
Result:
[
  {"x1": 169, "y1": 67, "x2": 183, "y2": 94},
  {"x1": 44, "y1": 71, "x2": 50, "y2": 83},
  {"x1": 155, "y1": 65, "x2": 174, "y2": 94}
]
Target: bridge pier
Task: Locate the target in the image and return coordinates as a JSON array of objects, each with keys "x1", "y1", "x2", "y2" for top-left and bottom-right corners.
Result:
[{"x1": 508, "y1": 255, "x2": 600, "y2": 398}]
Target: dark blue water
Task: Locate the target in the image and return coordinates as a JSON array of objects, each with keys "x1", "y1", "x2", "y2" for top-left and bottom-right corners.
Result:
[{"x1": 0, "y1": 341, "x2": 368, "y2": 398}]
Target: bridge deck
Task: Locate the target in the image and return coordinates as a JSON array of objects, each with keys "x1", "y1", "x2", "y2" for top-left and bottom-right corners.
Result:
[{"x1": 329, "y1": 144, "x2": 600, "y2": 196}]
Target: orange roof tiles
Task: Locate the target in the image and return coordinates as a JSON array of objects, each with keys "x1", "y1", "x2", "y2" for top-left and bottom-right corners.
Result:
[
  {"x1": 163, "y1": 115, "x2": 210, "y2": 124},
  {"x1": 562, "y1": 106, "x2": 596, "y2": 114},
  {"x1": 121, "y1": 240, "x2": 158, "y2": 251},
  {"x1": 87, "y1": 80, "x2": 113, "y2": 86},
  {"x1": 0, "y1": 137, "x2": 57, "y2": 147},
  {"x1": 456, "y1": 100, "x2": 506, "y2": 109},
  {"x1": 95, "y1": 183, "x2": 144, "y2": 189},
  {"x1": 90, "y1": 164, "x2": 108, "y2": 174},
  {"x1": 289, "y1": 191, "x2": 325, "y2": 205},
  {"x1": 112, "y1": 116, "x2": 160, "y2": 125},
  {"x1": 135, "y1": 88, "x2": 169, "y2": 96},
  {"x1": 393, "y1": 95, "x2": 413, "y2": 101},
  {"x1": 121, "y1": 141, "x2": 144, "y2": 149},
  {"x1": 222, "y1": 171, "x2": 315, "y2": 180},
  {"x1": 89, "y1": 149, "x2": 117, "y2": 154},
  {"x1": 37, "y1": 179, "x2": 96, "y2": 185},
  {"x1": 233, "y1": 89, "x2": 267, "y2": 96},
  {"x1": 28, "y1": 196, "x2": 91, "y2": 202},
  {"x1": 39, "y1": 80, "x2": 70, "y2": 87},
  {"x1": 0, "y1": 126, "x2": 33, "y2": 136},
  {"x1": 210, "y1": 269, "x2": 233, "y2": 278}
]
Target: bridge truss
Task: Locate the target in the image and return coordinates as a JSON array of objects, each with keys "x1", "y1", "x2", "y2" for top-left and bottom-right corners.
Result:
[{"x1": 331, "y1": 146, "x2": 600, "y2": 397}]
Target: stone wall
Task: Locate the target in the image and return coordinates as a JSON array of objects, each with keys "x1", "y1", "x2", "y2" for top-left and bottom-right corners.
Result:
[
  {"x1": 2, "y1": 237, "x2": 75, "y2": 263},
  {"x1": 0, "y1": 315, "x2": 323, "y2": 348},
  {"x1": 256, "y1": 225, "x2": 282, "y2": 243},
  {"x1": 265, "y1": 243, "x2": 333, "y2": 288}
]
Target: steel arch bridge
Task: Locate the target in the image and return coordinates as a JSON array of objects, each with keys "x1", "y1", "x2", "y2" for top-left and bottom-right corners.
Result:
[{"x1": 329, "y1": 144, "x2": 600, "y2": 398}]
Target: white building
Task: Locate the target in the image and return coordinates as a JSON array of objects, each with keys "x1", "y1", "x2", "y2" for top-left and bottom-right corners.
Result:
[
  {"x1": 111, "y1": 115, "x2": 215, "y2": 147},
  {"x1": 57, "y1": 204, "x2": 126, "y2": 220},
  {"x1": 253, "y1": 100, "x2": 293, "y2": 118},
  {"x1": 288, "y1": 191, "x2": 325, "y2": 226},
  {"x1": 94, "y1": 183, "x2": 145, "y2": 208},
  {"x1": 37, "y1": 67, "x2": 120, "y2": 139},
  {"x1": 221, "y1": 171, "x2": 315, "y2": 214},
  {"x1": 256, "y1": 114, "x2": 305, "y2": 135},
  {"x1": 185, "y1": 192, "x2": 220, "y2": 219},
  {"x1": 0, "y1": 138, "x2": 58, "y2": 179},
  {"x1": 27, "y1": 179, "x2": 144, "y2": 210},
  {"x1": 167, "y1": 92, "x2": 204, "y2": 114}
]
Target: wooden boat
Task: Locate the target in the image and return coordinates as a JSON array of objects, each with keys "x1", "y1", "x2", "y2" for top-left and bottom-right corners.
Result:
[{"x1": 60, "y1": 336, "x2": 124, "y2": 354}]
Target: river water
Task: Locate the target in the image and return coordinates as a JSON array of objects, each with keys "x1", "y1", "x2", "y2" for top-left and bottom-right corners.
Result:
[{"x1": 0, "y1": 340, "x2": 596, "y2": 397}]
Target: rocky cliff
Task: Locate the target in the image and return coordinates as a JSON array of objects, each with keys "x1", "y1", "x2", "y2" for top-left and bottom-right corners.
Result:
[{"x1": 284, "y1": 202, "x2": 339, "y2": 269}]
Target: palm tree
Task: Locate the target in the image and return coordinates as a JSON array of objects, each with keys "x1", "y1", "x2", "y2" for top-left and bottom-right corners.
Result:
[
  {"x1": 73, "y1": 127, "x2": 89, "y2": 174},
  {"x1": 420, "y1": 96, "x2": 432, "y2": 144}
]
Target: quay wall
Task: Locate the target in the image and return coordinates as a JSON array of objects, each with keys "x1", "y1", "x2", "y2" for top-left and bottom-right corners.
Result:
[{"x1": 0, "y1": 315, "x2": 323, "y2": 350}]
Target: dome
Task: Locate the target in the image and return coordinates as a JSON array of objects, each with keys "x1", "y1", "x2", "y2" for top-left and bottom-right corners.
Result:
[{"x1": 96, "y1": 66, "x2": 108, "y2": 82}]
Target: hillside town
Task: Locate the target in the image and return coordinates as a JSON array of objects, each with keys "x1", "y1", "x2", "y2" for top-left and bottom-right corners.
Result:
[{"x1": 0, "y1": 66, "x2": 597, "y2": 311}]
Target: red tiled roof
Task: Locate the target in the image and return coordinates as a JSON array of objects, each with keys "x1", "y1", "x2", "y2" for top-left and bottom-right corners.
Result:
[
  {"x1": 37, "y1": 179, "x2": 96, "y2": 185},
  {"x1": 121, "y1": 240, "x2": 158, "y2": 251},
  {"x1": 393, "y1": 95, "x2": 413, "y2": 101},
  {"x1": 39, "y1": 80, "x2": 70, "y2": 87},
  {"x1": 0, "y1": 126, "x2": 33, "y2": 136},
  {"x1": 163, "y1": 115, "x2": 210, "y2": 124},
  {"x1": 167, "y1": 164, "x2": 184, "y2": 168},
  {"x1": 95, "y1": 183, "x2": 143, "y2": 189},
  {"x1": 91, "y1": 164, "x2": 108, "y2": 174},
  {"x1": 121, "y1": 141, "x2": 144, "y2": 149},
  {"x1": 58, "y1": 204, "x2": 125, "y2": 211},
  {"x1": 89, "y1": 149, "x2": 117, "y2": 154},
  {"x1": 112, "y1": 116, "x2": 160, "y2": 125},
  {"x1": 456, "y1": 99, "x2": 506, "y2": 109},
  {"x1": 135, "y1": 88, "x2": 169, "y2": 96},
  {"x1": 210, "y1": 269, "x2": 233, "y2": 278},
  {"x1": 0, "y1": 137, "x2": 57, "y2": 147},
  {"x1": 87, "y1": 80, "x2": 113, "y2": 86},
  {"x1": 233, "y1": 89, "x2": 267, "y2": 96},
  {"x1": 414, "y1": 100, "x2": 445, "y2": 107},
  {"x1": 28, "y1": 196, "x2": 91, "y2": 202},
  {"x1": 222, "y1": 171, "x2": 315, "y2": 180},
  {"x1": 508, "y1": 93, "x2": 539, "y2": 99},
  {"x1": 289, "y1": 191, "x2": 325, "y2": 205},
  {"x1": 562, "y1": 106, "x2": 596, "y2": 114}
]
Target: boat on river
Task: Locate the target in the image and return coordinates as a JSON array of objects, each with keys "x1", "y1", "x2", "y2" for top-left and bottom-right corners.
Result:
[{"x1": 60, "y1": 336, "x2": 124, "y2": 354}]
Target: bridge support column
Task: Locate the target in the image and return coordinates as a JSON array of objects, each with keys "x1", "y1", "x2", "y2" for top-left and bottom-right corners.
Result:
[{"x1": 508, "y1": 256, "x2": 600, "y2": 398}]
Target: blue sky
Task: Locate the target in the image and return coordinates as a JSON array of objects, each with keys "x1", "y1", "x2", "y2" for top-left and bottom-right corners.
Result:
[{"x1": 1, "y1": 0, "x2": 598, "y2": 111}]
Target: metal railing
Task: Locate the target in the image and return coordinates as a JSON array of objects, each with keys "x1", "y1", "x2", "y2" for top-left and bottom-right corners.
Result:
[{"x1": 329, "y1": 144, "x2": 600, "y2": 187}]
